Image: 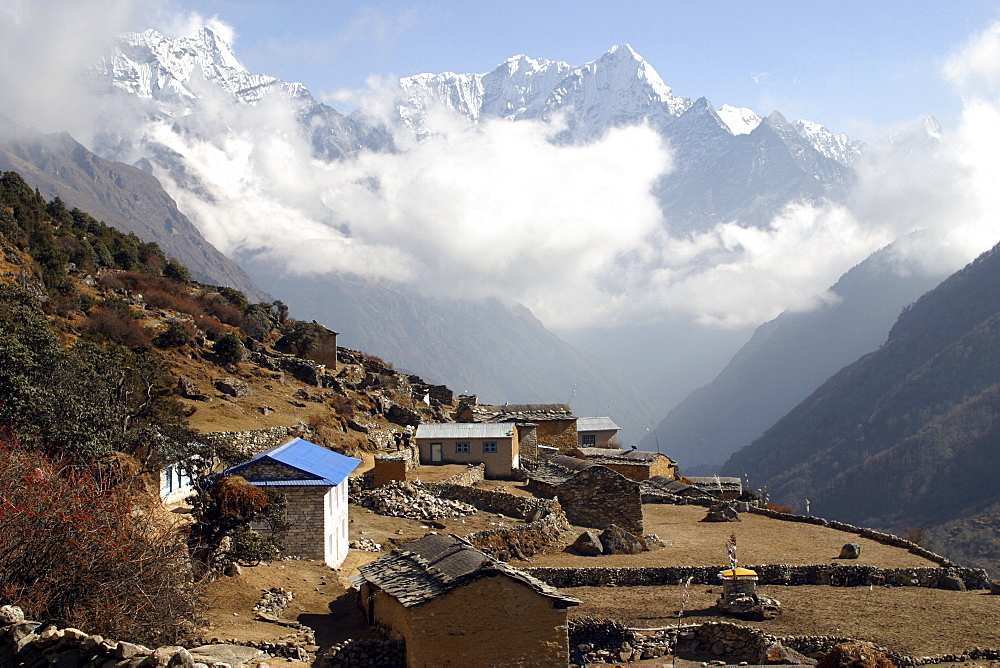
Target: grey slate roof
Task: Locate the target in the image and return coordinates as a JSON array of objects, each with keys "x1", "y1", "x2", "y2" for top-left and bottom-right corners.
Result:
[
  {"x1": 358, "y1": 533, "x2": 581, "y2": 609},
  {"x1": 470, "y1": 403, "x2": 575, "y2": 423},
  {"x1": 576, "y1": 417, "x2": 620, "y2": 432},
  {"x1": 577, "y1": 447, "x2": 674, "y2": 464},
  {"x1": 686, "y1": 476, "x2": 743, "y2": 493},
  {"x1": 224, "y1": 437, "x2": 360, "y2": 487}
]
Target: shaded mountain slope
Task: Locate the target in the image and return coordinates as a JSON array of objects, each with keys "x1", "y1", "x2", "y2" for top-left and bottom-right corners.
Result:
[
  {"x1": 644, "y1": 244, "x2": 944, "y2": 469},
  {"x1": 721, "y1": 240, "x2": 1000, "y2": 568},
  {"x1": 0, "y1": 118, "x2": 267, "y2": 300}
]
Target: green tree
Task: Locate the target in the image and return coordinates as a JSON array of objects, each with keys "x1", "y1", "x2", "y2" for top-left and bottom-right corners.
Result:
[{"x1": 213, "y1": 332, "x2": 245, "y2": 365}]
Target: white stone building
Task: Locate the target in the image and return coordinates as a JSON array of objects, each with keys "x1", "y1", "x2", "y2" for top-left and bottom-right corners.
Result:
[{"x1": 224, "y1": 437, "x2": 360, "y2": 568}]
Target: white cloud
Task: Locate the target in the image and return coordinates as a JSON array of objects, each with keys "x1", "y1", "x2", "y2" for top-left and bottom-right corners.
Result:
[{"x1": 943, "y1": 22, "x2": 1000, "y2": 96}]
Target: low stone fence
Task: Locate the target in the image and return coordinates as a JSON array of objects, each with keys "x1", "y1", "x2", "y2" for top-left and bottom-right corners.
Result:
[
  {"x1": 433, "y1": 463, "x2": 485, "y2": 486},
  {"x1": 202, "y1": 425, "x2": 304, "y2": 458},
  {"x1": 573, "y1": 618, "x2": 1000, "y2": 666},
  {"x1": 465, "y1": 508, "x2": 571, "y2": 561},
  {"x1": 745, "y1": 506, "x2": 955, "y2": 566},
  {"x1": 318, "y1": 638, "x2": 405, "y2": 667},
  {"x1": 527, "y1": 563, "x2": 990, "y2": 590},
  {"x1": 425, "y1": 481, "x2": 555, "y2": 520}
]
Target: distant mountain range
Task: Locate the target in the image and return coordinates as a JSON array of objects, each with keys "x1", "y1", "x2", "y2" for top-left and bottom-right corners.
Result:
[
  {"x1": 722, "y1": 241, "x2": 1000, "y2": 571},
  {"x1": 81, "y1": 27, "x2": 887, "y2": 446}
]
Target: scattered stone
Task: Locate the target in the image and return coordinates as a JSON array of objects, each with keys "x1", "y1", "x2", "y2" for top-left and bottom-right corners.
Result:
[
  {"x1": 177, "y1": 375, "x2": 208, "y2": 400},
  {"x1": 254, "y1": 588, "x2": 294, "y2": 617},
  {"x1": 0, "y1": 605, "x2": 24, "y2": 625},
  {"x1": 761, "y1": 642, "x2": 817, "y2": 665},
  {"x1": 358, "y1": 480, "x2": 476, "y2": 520},
  {"x1": 838, "y1": 543, "x2": 861, "y2": 559},
  {"x1": 349, "y1": 538, "x2": 383, "y2": 552},
  {"x1": 599, "y1": 524, "x2": 648, "y2": 555},
  {"x1": 215, "y1": 377, "x2": 251, "y2": 398},
  {"x1": 572, "y1": 530, "x2": 604, "y2": 556},
  {"x1": 644, "y1": 533, "x2": 666, "y2": 547}
]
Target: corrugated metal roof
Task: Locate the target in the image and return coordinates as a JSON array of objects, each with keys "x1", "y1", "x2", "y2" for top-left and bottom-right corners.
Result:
[
  {"x1": 415, "y1": 423, "x2": 514, "y2": 439},
  {"x1": 576, "y1": 416, "x2": 620, "y2": 432},
  {"x1": 226, "y1": 437, "x2": 360, "y2": 486}
]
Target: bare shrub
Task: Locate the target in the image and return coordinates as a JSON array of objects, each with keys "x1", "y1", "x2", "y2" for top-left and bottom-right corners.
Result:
[
  {"x1": 0, "y1": 435, "x2": 206, "y2": 645},
  {"x1": 84, "y1": 307, "x2": 151, "y2": 349},
  {"x1": 903, "y1": 527, "x2": 926, "y2": 545}
]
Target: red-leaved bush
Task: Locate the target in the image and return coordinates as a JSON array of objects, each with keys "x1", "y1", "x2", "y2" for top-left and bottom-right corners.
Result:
[{"x1": 0, "y1": 433, "x2": 205, "y2": 644}]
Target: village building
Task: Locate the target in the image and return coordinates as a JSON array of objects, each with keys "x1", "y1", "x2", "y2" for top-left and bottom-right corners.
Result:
[
  {"x1": 685, "y1": 476, "x2": 744, "y2": 500},
  {"x1": 356, "y1": 533, "x2": 581, "y2": 667},
  {"x1": 414, "y1": 422, "x2": 535, "y2": 478},
  {"x1": 456, "y1": 402, "x2": 578, "y2": 453},
  {"x1": 556, "y1": 465, "x2": 644, "y2": 535},
  {"x1": 575, "y1": 446, "x2": 677, "y2": 481},
  {"x1": 159, "y1": 458, "x2": 195, "y2": 505},
  {"x1": 576, "y1": 416, "x2": 621, "y2": 448},
  {"x1": 223, "y1": 437, "x2": 360, "y2": 568}
]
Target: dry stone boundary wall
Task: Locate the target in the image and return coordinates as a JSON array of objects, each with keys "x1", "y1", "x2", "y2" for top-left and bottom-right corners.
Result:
[
  {"x1": 574, "y1": 619, "x2": 1000, "y2": 666},
  {"x1": 527, "y1": 563, "x2": 989, "y2": 590}
]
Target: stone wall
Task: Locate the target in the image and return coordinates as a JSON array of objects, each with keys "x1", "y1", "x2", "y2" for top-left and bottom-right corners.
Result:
[
  {"x1": 276, "y1": 486, "x2": 330, "y2": 561},
  {"x1": 434, "y1": 463, "x2": 485, "y2": 487},
  {"x1": 557, "y1": 466, "x2": 643, "y2": 534},
  {"x1": 319, "y1": 638, "x2": 404, "y2": 668},
  {"x1": 425, "y1": 481, "x2": 554, "y2": 520},
  {"x1": 465, "y1": 508, "x2": 571, "y2": 561},
  {"x1": 745, "y1": 506, "x2": 956, "y2": 566},
  {"x1": 526, "y1": 563, "x2": 990, "y2": 590},
  {"x1": 202, "y1": 426, "x2": 303, "y2": 458},
  {"x1": 372, "y1": 456, "x2": 407, "y2": 487}
]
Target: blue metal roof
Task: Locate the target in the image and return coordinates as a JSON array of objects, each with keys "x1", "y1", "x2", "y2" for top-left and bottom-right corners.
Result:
[{"x1": 226, "y1": 437, "x2": 360, "y2": 486}]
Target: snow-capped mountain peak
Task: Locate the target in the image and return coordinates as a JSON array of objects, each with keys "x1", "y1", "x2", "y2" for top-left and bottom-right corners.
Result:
[
  {"x1": 717, "y1": 104, "x2": 763, "y2": 135},
  {"x1": 100, "y1": 27, "x2": 310, "y2": 108}
]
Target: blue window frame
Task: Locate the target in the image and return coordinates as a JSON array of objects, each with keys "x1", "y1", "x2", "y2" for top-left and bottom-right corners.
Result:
[
  {"x1": 482, "y1": 441, "x2": 498, "y2": 454},
  {"x1": 455, "y1": 441, "x2": 470, "y2": 454}
]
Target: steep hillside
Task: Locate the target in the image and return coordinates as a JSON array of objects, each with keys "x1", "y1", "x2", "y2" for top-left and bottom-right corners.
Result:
[
  {"x1": 722, "y1": 240, "x2": 1000, "y2": 569},
  {"x1": 0, "y1": 168, "x2": 455, "y2": 457},
  {"x1": 0, "y1": 118, "x2": 267, "y2": 300},
  {"x1": 644, "y1": 243, "x2": 944, "y2": 469}
]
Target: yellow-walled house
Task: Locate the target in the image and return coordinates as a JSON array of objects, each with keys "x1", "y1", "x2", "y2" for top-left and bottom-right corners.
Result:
[
  {"x1": 357, "y1": 533, "x2": 580, "y2": 667},
  {"x1": 415, "y1": 422, "x2": 527, "y2": 478}
]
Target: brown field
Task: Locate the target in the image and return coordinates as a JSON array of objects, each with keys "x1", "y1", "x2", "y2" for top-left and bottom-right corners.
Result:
[{"x1": 199, "y1": 496, "x2": 1000, "y2": 664}]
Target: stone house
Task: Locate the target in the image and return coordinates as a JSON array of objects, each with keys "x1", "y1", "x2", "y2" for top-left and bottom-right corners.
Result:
[
  {"x1": 457, "y1": 402, "x2": 578, "y2": 453},
  {"x1": 575, "y1": 447, "x2": 677, "y2": 481},
  {"x1": 576, "y1": 416, "x2": 621, "y2": 448},
  {"x1": 686, "y1": 476, "x2": 743, "y2": 500},
  {"x1": 414, "y1": 422, "x2": 535, "y2": 478},
  {"x1": 557, "y1": 465, "x2": 644, "y2": 535},
  {"x1": 224, "y1": 437, "x2": 360, "y2": 568},
  {"x1": 356, "y1": 533, "x2": 580, "y2": 667}
]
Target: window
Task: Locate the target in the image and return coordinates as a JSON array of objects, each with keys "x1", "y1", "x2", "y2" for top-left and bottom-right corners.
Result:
[
  {"x1": 455, "y1": 441, "x2": 470, "y2": 454},
  {"x1": 581, "y1": 434, "x2": 596, "y2": 446},
  {"x1": 482, "y1": 441, "x2": 498, "y2": 454}
]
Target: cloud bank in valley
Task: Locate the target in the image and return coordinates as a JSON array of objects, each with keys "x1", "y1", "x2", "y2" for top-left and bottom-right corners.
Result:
[{"x1": 3, "y1": 3, "x2": 1000, "y2": 333}]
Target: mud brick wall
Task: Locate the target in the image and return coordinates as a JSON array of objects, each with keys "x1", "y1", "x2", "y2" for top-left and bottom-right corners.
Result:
[{"x1": 556, "y1": 466, "x2": 643, "y2": 534}]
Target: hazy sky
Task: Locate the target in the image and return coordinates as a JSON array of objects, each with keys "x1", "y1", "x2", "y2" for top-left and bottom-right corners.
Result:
[{"x1": 159, "y1": 0, "x2": 1000, "y2": 139}]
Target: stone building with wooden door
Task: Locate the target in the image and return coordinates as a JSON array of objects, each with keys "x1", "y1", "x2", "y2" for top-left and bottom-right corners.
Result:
[
  {"x1": 575, "y1": 416, "x2": 621, "y2": 448},
  {"x1": 456, "y1": 402, "x2": 578, "y2": 454},
  {"x1": 414, "y1": 422, "x2": 535, "y2": 478},
  {"x1": 223, "y1": 437, "x2": 360, "y2": 568},
  {"x1": 356, "y1": 533, "x2": 580, "y2": 667},
  {"x1": 575, "y1": 447, "x2": 677, "y2": 481}
]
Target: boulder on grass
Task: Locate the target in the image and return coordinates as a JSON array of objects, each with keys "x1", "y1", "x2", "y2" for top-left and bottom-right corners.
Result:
[
  {"x1": 599, "y1": 525, "x2": 647, "y2": 555},
  {"x1": 572, "y1": 530, "x2": 604, "y2": 556},
  {"x1": 838, "y1": 543, "x2": 861, "y2": 559},
  {"x1": 702, "y1": 502, "x2": 740, "y2": 522}
]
